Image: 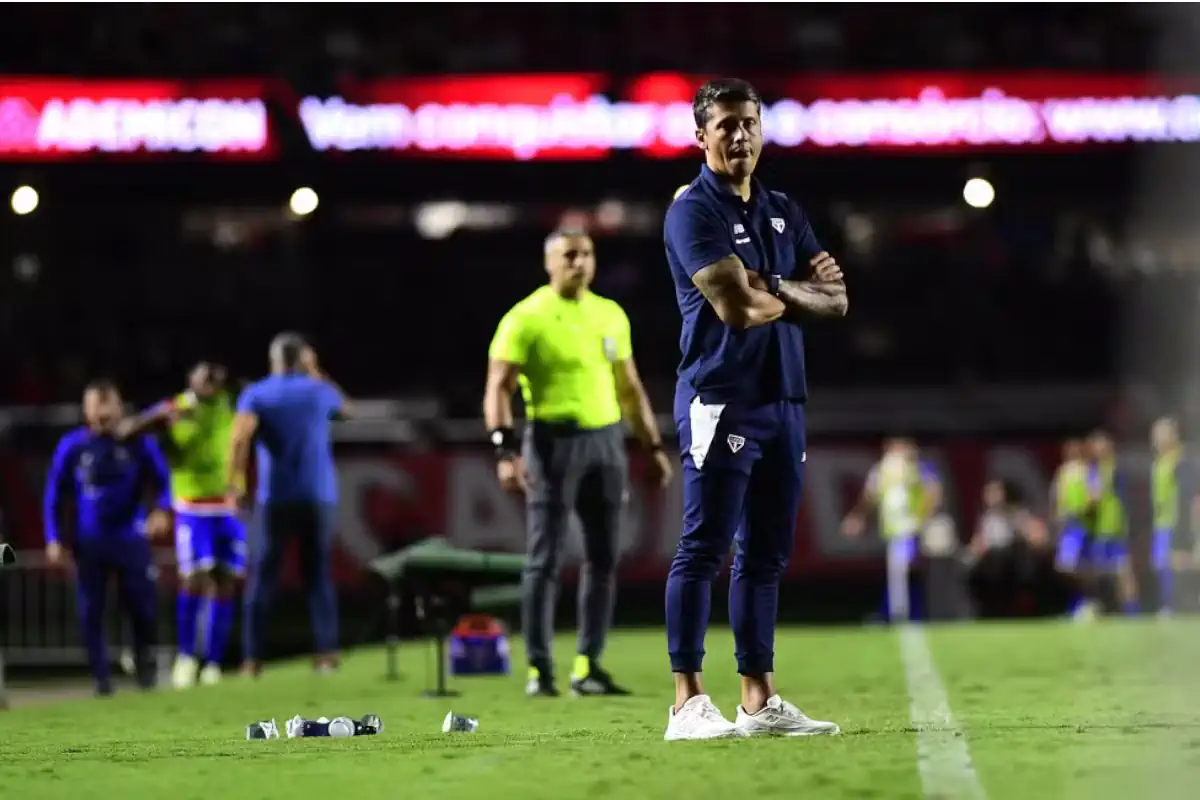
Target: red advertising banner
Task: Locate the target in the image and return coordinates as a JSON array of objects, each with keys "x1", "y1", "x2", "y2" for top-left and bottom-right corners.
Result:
[
  {"x1": 0, "y1": 74, "x2": 1192, "y2": 162},
  {"x1": 299, "y1": 72, "x2": 1200, "y2": 160},
  {"x1": 6, "y1": 439, "x2": 1161, "y2": 586},
  {"x1": 0, "y1": 78, "x2": 276, "y2": 159}
]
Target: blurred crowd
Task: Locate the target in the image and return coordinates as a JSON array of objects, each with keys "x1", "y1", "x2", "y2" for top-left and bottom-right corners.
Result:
[
  {"x1": 0, "y1": 5, "x2": 1192, "y2": 411},
  {"x1": 0, "y1": 6, "x2": 1158, "y2": 80}
]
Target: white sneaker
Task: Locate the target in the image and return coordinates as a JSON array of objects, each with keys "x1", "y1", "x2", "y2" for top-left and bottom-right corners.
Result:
[
  {"x1": 171, "y1": 654, "x2": 199, "y2": 689},
  {"x1": 664, "y1": 694, "x2": 743, "y2": 741},
  {"x1": 1072, "y1": 601, "x2": 1098, "y2": 623},
  {"x1": 735, "y1": 695, "x2": 841, "y2": 737},
  {"x1": 199, "y1": 663, "x2": 222, "y2": 686}
]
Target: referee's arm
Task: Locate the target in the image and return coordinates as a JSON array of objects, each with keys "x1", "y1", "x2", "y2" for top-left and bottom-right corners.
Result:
[
  {"x1": 484, "y1": 308, "x2": 529, "y2": 490},
  {"x1": 610, "y1": 307, "x2": 672, "y2": 487}
]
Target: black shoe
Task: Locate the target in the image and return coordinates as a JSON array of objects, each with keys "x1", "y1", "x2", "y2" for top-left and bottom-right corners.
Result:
[
  {"x1": 95, "y1": 681, "x2": 114, "y2": 698},
  {"x1": 525, "y1": 665, "x2": 559, "y2": 697},
  {"x1": 570, "y1": 662, "x2": 631, "y2": 696}
]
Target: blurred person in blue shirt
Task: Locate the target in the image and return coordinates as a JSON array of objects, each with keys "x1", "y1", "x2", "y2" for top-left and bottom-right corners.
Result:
[
  {"x1": 228, "y1": 334, "x2": 351, "y2": 676},
  {"x1": 43, "y1": 379, "x2": 172, "y2": 695}
]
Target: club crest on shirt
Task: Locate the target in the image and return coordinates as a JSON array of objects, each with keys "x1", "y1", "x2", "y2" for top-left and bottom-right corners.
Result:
[
  {"x1": 727, "y1": 434, "x2": 746, "y2": 453},
  {"x1": 602, "y1": 336, "x2": 618, "y2": 362},
  {"x1": 770, "y1": 217, "x2": 786, "y2": 234}
]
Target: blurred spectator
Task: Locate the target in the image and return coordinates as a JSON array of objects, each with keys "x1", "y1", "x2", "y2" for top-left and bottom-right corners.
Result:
[
  {"x1": 920, "y1": 512, "x2": 972, "y2": 621},
  {"x1": 968, "y1": 480, "x2": 1050, "y2": 617}
]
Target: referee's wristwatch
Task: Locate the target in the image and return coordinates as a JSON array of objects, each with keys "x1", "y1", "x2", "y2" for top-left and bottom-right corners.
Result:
[
  {"x1": 490, "y1": 427, "x2": 520, "y2": 461},
  {"x1": 765, "y1": 273, "x2": 782, "y2": 296}
]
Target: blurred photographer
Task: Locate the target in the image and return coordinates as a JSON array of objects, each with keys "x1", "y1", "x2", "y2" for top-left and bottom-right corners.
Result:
[{"x1": 967, "y1": 479, "x2": 1049, "y2": 617}]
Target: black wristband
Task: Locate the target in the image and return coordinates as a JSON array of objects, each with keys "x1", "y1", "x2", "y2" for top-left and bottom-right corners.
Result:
[
  {"x1": 490, "y1": 427, "x2": 519, "y2": 460},
  {"x1": 766, "y1": 273, "x2": 782, "y2": 296}
]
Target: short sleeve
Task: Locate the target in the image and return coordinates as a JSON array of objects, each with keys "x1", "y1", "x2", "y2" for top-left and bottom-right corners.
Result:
[
  {"x1": 789, "y1": 197, "x2": 824, "y2": 263},
  {"x1": 664, "y1": 198, "x2": 733, "y2": 278},
  {"x1": 321, "y1": 381, "x2": 343, "y2": 416},
  {"x1": 611, "y1": 303, "x2": 633, "y2": 362},
  {"x1": 236, "y1": 384, "x2": 259, "y2": 415},
  {"x1": 489, "y1": 307, "x2": 532, "y2": 366}
]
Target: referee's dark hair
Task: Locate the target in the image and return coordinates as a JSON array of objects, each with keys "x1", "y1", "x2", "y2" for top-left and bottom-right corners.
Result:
[
  {"x1": 269, "y1": 331, "x2": 308, "y2": 372},
  {"x1": 692, "y1": 78, "x2": 762, "y2": 129},
  {"x1": 84, "y1": 377, "x2": 119, "y2": 396}
]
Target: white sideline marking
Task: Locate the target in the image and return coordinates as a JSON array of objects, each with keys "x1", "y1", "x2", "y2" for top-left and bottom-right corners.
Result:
[{"x1": 898, "y1": 626, "x2": 987, "y2": 799}]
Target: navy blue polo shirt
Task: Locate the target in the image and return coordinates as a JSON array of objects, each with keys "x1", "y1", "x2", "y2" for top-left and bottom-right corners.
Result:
[{"x1": 664, "y1": 164, "x2": 823, "y2": 405}]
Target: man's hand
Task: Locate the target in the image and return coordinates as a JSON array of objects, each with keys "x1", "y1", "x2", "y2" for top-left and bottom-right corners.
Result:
[
  {"x1": 841, "y1": 512, "x2": 866, "y2": 538},
  {"x1": 810, "y1": 251, "x2": 843, "y2": 283},
  {"x1": 497, "y1": 457, "x2": 527, "y2": 494},
  {"x1": 144, "y1": 508, "x2": 173, "y2": 540},
  {"x1": 226, "y1": 485, "x2": 248, "y2": 511},
  {"x1": 648, "y1": 449, "x2": 674, "y2": 489},
  {"x1": 301, "y1": 346, "x2": 320, "y2": 377},
  {"x1": 46, "y1": 540, "x2": 70, "y2": 568}
]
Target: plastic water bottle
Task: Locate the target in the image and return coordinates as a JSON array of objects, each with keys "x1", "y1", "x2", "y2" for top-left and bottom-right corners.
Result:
[
  {"x1": 285, "y1": 714, "x2": 383, "y2": 738},
  {"x1": 246, "y1": 719, "x2": 280, "y2": 740},
  {"x1": 442, "y1": 711, "x2": 479, "y2": 733}
]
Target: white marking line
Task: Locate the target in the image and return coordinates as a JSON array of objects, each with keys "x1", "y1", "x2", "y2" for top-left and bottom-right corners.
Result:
[{"x1": 898, "y1": 626, "x2": 987, "y2": 799}]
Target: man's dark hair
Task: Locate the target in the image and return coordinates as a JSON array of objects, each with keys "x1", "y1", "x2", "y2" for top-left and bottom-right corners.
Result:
[
  {"x1": 84, "y1": 377, "x2": 119, "y2": 396},
  {"x1": 693, "y1": 78, "x2": 762, "y2": 129},
  {"x1": 269, "y1": 332, "x2": 308, "y2": 370}
]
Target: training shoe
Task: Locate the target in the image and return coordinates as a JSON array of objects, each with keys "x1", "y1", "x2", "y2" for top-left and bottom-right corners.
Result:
[
  {"x1": 735, "y1": 695, "x2": 841, "y2": 737},
  {"x1": 525, "y1": 665, "x2": 560, "y2": 697},
  {"x1": 171, "y1": 654, "x2": 199, "y2": 689},
  {"x1": 570, "y1": 657, "x2": 631, "y2": 696},
  {"x1": 199, "y1": 663, "x2": 222, "y2": 686},
  {"x1": 664, "y1": 694, "x2": 742, "y2": 741}
]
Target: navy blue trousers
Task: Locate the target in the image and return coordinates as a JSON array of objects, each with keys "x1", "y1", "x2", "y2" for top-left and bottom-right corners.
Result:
[
  {"x1": 666, "y1": 393, "x2": 806, "y2": 676},
  {"x1": 242, "y1": 502, "x2": 338, "y2": 660},
  {"x1": 74, "y1": 533, "x2": 158, "y2": 689}
]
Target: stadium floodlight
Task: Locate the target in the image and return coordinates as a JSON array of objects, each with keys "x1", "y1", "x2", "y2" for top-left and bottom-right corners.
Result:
[
  {"x1": 10, "y1": 185, "x2": 38, "y2": 216},
  {"x1": 962, "y1": 177, "x2": 995, "y2": 209},
  {"x1": 289, "y1": 187, "x2": 319, "y2": 217}
]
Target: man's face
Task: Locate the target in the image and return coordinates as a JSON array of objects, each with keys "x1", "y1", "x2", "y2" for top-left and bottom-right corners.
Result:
[
  {"x1": 697, "y1": 100, "x2": 762, "y2": 180},
  {"x1": 1152, "y1": 420, "x2": 1176, "y2": 454},
  {"x1": 188, "y1": 363, "x2": 221, "y2": 399},
  {"x1": 83, "y1": 388, "x2": 122, "y2": 432},
  {"x1": 1088, "y1": 433, "x2": 1112, "y2": 461},
  {"x1": 983, "y1": 481, "x2": 1004, "y2": 508},
  {"x1": 545, "y1": 234, "x2": 596, "y2": 296}
]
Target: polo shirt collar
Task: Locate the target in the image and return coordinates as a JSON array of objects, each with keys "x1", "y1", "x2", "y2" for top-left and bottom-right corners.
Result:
[{"x1": 699, "y1": 163, "x2": 766, "y2": 209}]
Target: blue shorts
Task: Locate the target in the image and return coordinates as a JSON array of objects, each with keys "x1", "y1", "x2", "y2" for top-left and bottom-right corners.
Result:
[
  {"x1": 1152, "y1": 528, "x2": 1173, "y2": 570},
  {"x1": 1089, "y1": 538, "x2": 1128, "y2": 571},
  {"x1": 176, "y1": 510, "x2": 247, "y2": 576},
  {"x1": 1055, "y1": 522, "x2": 1088, "y2": 571},
  {"x1": 887, "y1": 535, "x2": 918, "y2": 567}
]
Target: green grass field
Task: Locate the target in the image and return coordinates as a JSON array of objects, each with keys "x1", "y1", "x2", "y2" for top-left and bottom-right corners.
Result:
[{"x1": 2, "y1": 620, "x2": 1200, "y2": 799}]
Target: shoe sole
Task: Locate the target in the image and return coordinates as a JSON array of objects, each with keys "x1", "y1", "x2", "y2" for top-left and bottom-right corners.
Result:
[
  {"x1": 664, "y1": 728, "x2": 746, "y2": 741},
  {"x1": 738, "y1": 724, "x2": 841, "y2": 737}
]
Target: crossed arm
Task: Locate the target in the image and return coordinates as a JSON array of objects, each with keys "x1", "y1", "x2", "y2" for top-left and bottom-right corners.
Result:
[{"x1": 691, "y1": 253, "x2": 848, "y2": 331}]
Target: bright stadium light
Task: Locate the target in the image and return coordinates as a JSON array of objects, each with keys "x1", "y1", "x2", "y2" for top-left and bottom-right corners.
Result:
[
  {"x1": 962, "y1": 177, "x2": 995, "y2": 209},
  {"x1": 289, "y1": 187, "x2": 319, "y2": 217},
  {"x1": 11, "y1": 185, "x2": 38, "y2": 216}
]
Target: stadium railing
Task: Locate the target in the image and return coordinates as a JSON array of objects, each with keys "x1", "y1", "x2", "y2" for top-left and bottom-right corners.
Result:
[{"x1": 0, "y1": 549, "x2": 178, "y2": 708}]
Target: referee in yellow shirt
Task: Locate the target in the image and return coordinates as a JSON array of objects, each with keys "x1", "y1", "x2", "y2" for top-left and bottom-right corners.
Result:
[{"x1": 484, "y1": 228, "x2": 673, "y2": 698}]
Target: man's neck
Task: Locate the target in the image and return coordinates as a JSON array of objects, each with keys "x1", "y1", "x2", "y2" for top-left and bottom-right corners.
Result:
[
  {"x1": 707, "y1": 161, "x2": 753, "y2": 201},
  {"x1": 549, "y1": 284, "x2": 585, "y2": 301}
]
